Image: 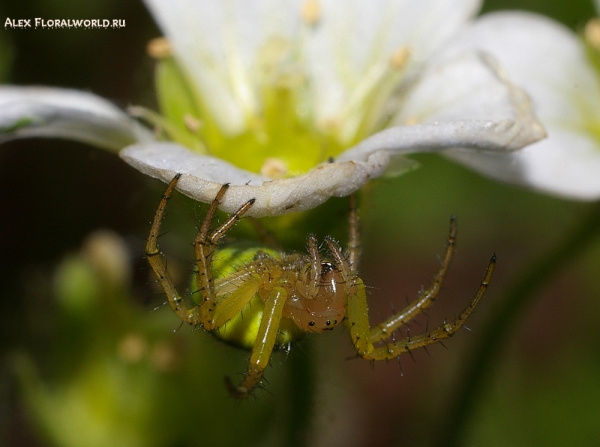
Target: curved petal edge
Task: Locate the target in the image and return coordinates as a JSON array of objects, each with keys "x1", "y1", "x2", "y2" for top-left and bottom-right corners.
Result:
[
  {"x1": 120, "y1": 142, "x2": 389, "y2": 217},
  {"x1": 0, "y1": 86, "x2": 153, "y2": 151}
]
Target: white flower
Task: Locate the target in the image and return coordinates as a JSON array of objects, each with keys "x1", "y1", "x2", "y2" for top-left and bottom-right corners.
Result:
[
  {"x1": 0, "y1": 0, "x2": 545, "y2": 216},
  {"x1": 0, "y1": 87, "x2": 153, "y2": 150},
  {"x1": 440, "y1": 9, "x2": 600, "y2": 200}
]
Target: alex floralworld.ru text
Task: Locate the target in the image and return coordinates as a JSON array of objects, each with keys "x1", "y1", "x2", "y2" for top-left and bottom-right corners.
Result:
[{"x1": 4, "y1": 18, "x2": 126, "y2": 29}]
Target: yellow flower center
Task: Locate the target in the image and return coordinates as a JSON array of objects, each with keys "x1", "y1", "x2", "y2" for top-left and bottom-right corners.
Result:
[{"x1": 148, "y1": 1, "x2": 412, "y2": 178}]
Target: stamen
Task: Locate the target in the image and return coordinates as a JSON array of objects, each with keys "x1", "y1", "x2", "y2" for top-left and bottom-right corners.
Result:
[
  {"x1": 184, "y1": 114, "x2": 202, "y2": 133},
  {"x1": 337, "y1": 46, "x2": 411, "y2": 143},
  {"x1": 301, "y1": 0, "x2": 321, "y2": 27},
  {"x1": 260, "y1": 157, "x2": 288, "y2": 178},
  {"x1": 585, "y1": 18, "x2": 600, "y2": 51},
  {"x1": 389, "y1": 46, "x2": 411, "y2": 70},
  {"x1": 146, "y1": 37, "x2": 171, "y2": 59}
]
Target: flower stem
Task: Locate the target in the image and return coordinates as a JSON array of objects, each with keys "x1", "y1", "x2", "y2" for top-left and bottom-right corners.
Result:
[
  {"x1": 435, "y1": 201, "x2": 600, "y2": 447},
  {"x1": 286, "y1": 337, "x2": 314, "y2": 447}
]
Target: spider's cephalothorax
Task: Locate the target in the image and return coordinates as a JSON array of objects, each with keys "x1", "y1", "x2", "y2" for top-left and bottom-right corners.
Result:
[{"x1": 146, "y1": 174, "x2": 496, "y2": 399}]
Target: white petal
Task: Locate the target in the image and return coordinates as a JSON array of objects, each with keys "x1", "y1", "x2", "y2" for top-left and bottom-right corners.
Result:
[
  {"x1": 122, "y1": 71, "x2": 542, "y2": 218},
  {"x1": 396, "y1": 52, "x2": 542, "y2": 135},
  {"x1": 441, "y1": 12, "x2": 600, "y2": 199},
  {"x1": 338, "y1": 120, "x2": 538, "y2": 165},
  {"x1": 0, "y1": 86, "x2": 152, "y2": 151},
  {"x1": 338, "y1": 51, "x2": 545, "y2": 163},
  {"x1": 143, "y1": 0, "x2": 481, "y2": 135},
  {"x1": 445, "y1": 12, "x2": 600, "y2": 127},
  {"x1": 143, "y1": 0, "x2": 306, "y2": 135},
  {"x1": 305, "y1": 0, "x2": 481, "y2": 124},
  {"x1": 447, "y1": 130, "x2": 600, "y2": 200},
  {"x1": 120, "y1": 142, "x2": 388, "y2": 217},
  {"x1": 120, "y1": 43, "x2": 548, "y2": 216}
]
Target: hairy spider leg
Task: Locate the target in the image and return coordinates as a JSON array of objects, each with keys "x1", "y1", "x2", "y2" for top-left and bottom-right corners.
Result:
[
  {"x1": 348, "y1": 255, "x2": 495, "y2": 360},
  {"x1": 226, "y1": 286, "x2": 288, "y2": 399},
  {"x1": 368, "y1": 216, "x2": 458, "y2": 344},
  {"x1": 148, "y1": 175, "x2": 300, "y2": 398},
  {"x1": 146, "y1": 175, "x2": 257, "y2": 329},
  {"x1": 145, "y1": 173, "x2": 193, "y2": 323},
  {"x1": 304, "y1": 234, "x2": 322, "y2": 298},
  {"x1": 347, "y1": 194, "x2": 361, "y2": 271},
  {"x1": 193, "y1": 184, "x2": 256, "y2": 330},
  {"x1": 322, "y1": 236, "x2": 371, "y2": 352},
  {"x1": 340, "y1": 212, "x2": 460, "y2": 344},
  {"x1": 213, "y1": 262, "x2": 290, "y2": 398},
  {"x1": 325, "y1": 221, "x2": 495, "y2": 360}
]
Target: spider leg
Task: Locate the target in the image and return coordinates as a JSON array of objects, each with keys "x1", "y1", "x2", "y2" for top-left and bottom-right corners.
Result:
[
  {"x1": 345, "y1": 278, "x2": 375, "y2": 357},
  {"x1": 225, "y1": 286, "x2": 288, "y2": 399},
  {"x1": 347, "y1": 193, "x2": 361, "y2": 273},
  {"x1": 194, "y1": 186, "x2": 255, "y2": 330},
  {"x1": 348, "y1": 255, "x2": 496, "y2": 361},
  {"x1": 324, "y1": 236, "x2": 352, "y2": 284},
  {"x1": 369, "y1": 216, "x2": 457, "y2": 344},
  {"x1": 146, "y1": 174, "x2": 201, "y2": 325},
  {"x1": 210, "y1": 270, "x2": 263, "y2": 329},
  {"x1": 304, "y1": 234, "x2": 321, "y2": 298},
  {"x1": 323, "y1": 237, "x2": 376, "y2": 356}
]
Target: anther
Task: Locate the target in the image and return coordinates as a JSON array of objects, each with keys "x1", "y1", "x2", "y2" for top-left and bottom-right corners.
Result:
[
  {"x1": 389, "y1": 46, "x2": 411, "y2": 70},
  {"x1": 301, "y1": 0, "x2": 320, "y2": 26},
  {"x1": 146, "y1": 37, "x2": 171, "y2": 58}
]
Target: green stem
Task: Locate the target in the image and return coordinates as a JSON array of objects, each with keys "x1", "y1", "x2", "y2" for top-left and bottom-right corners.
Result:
[
  {"x1": 286, "y1": 337, "x2": 314, "y2": 447},
  {"x1": 435, "y1": 202, "x2": 600, "y2": 447}
]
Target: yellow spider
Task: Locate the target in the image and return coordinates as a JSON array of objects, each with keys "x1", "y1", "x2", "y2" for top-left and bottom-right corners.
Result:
[{"x1": 146, "y1": 173, "x2": 496, "y2": 399}]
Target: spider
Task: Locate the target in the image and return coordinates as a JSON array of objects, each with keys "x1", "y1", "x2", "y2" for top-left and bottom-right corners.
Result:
[{"x1": 146, "y1": 173, "x2": 496, "y2": 399}]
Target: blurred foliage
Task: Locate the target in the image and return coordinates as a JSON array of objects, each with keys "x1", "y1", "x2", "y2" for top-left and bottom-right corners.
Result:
[
  {"x1": 9, "y1": 231, "x2": 289, "y2": 447},
  {"x1": 482, "y1": 0, "x2": 596, "y2": 27},
  {"x1": 1, "y1": 0, "x2": 600, "y2": 447}
]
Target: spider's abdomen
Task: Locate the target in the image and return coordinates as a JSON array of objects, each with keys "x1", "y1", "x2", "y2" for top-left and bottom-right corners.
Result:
[{"x1": 206, "y1": 243, "x2": 304, "y2": 351}]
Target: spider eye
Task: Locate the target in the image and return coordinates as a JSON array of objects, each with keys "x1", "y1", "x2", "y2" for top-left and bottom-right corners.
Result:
[{"x1": 320, "y1": 262, "x2": 334, "y2": 277}]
